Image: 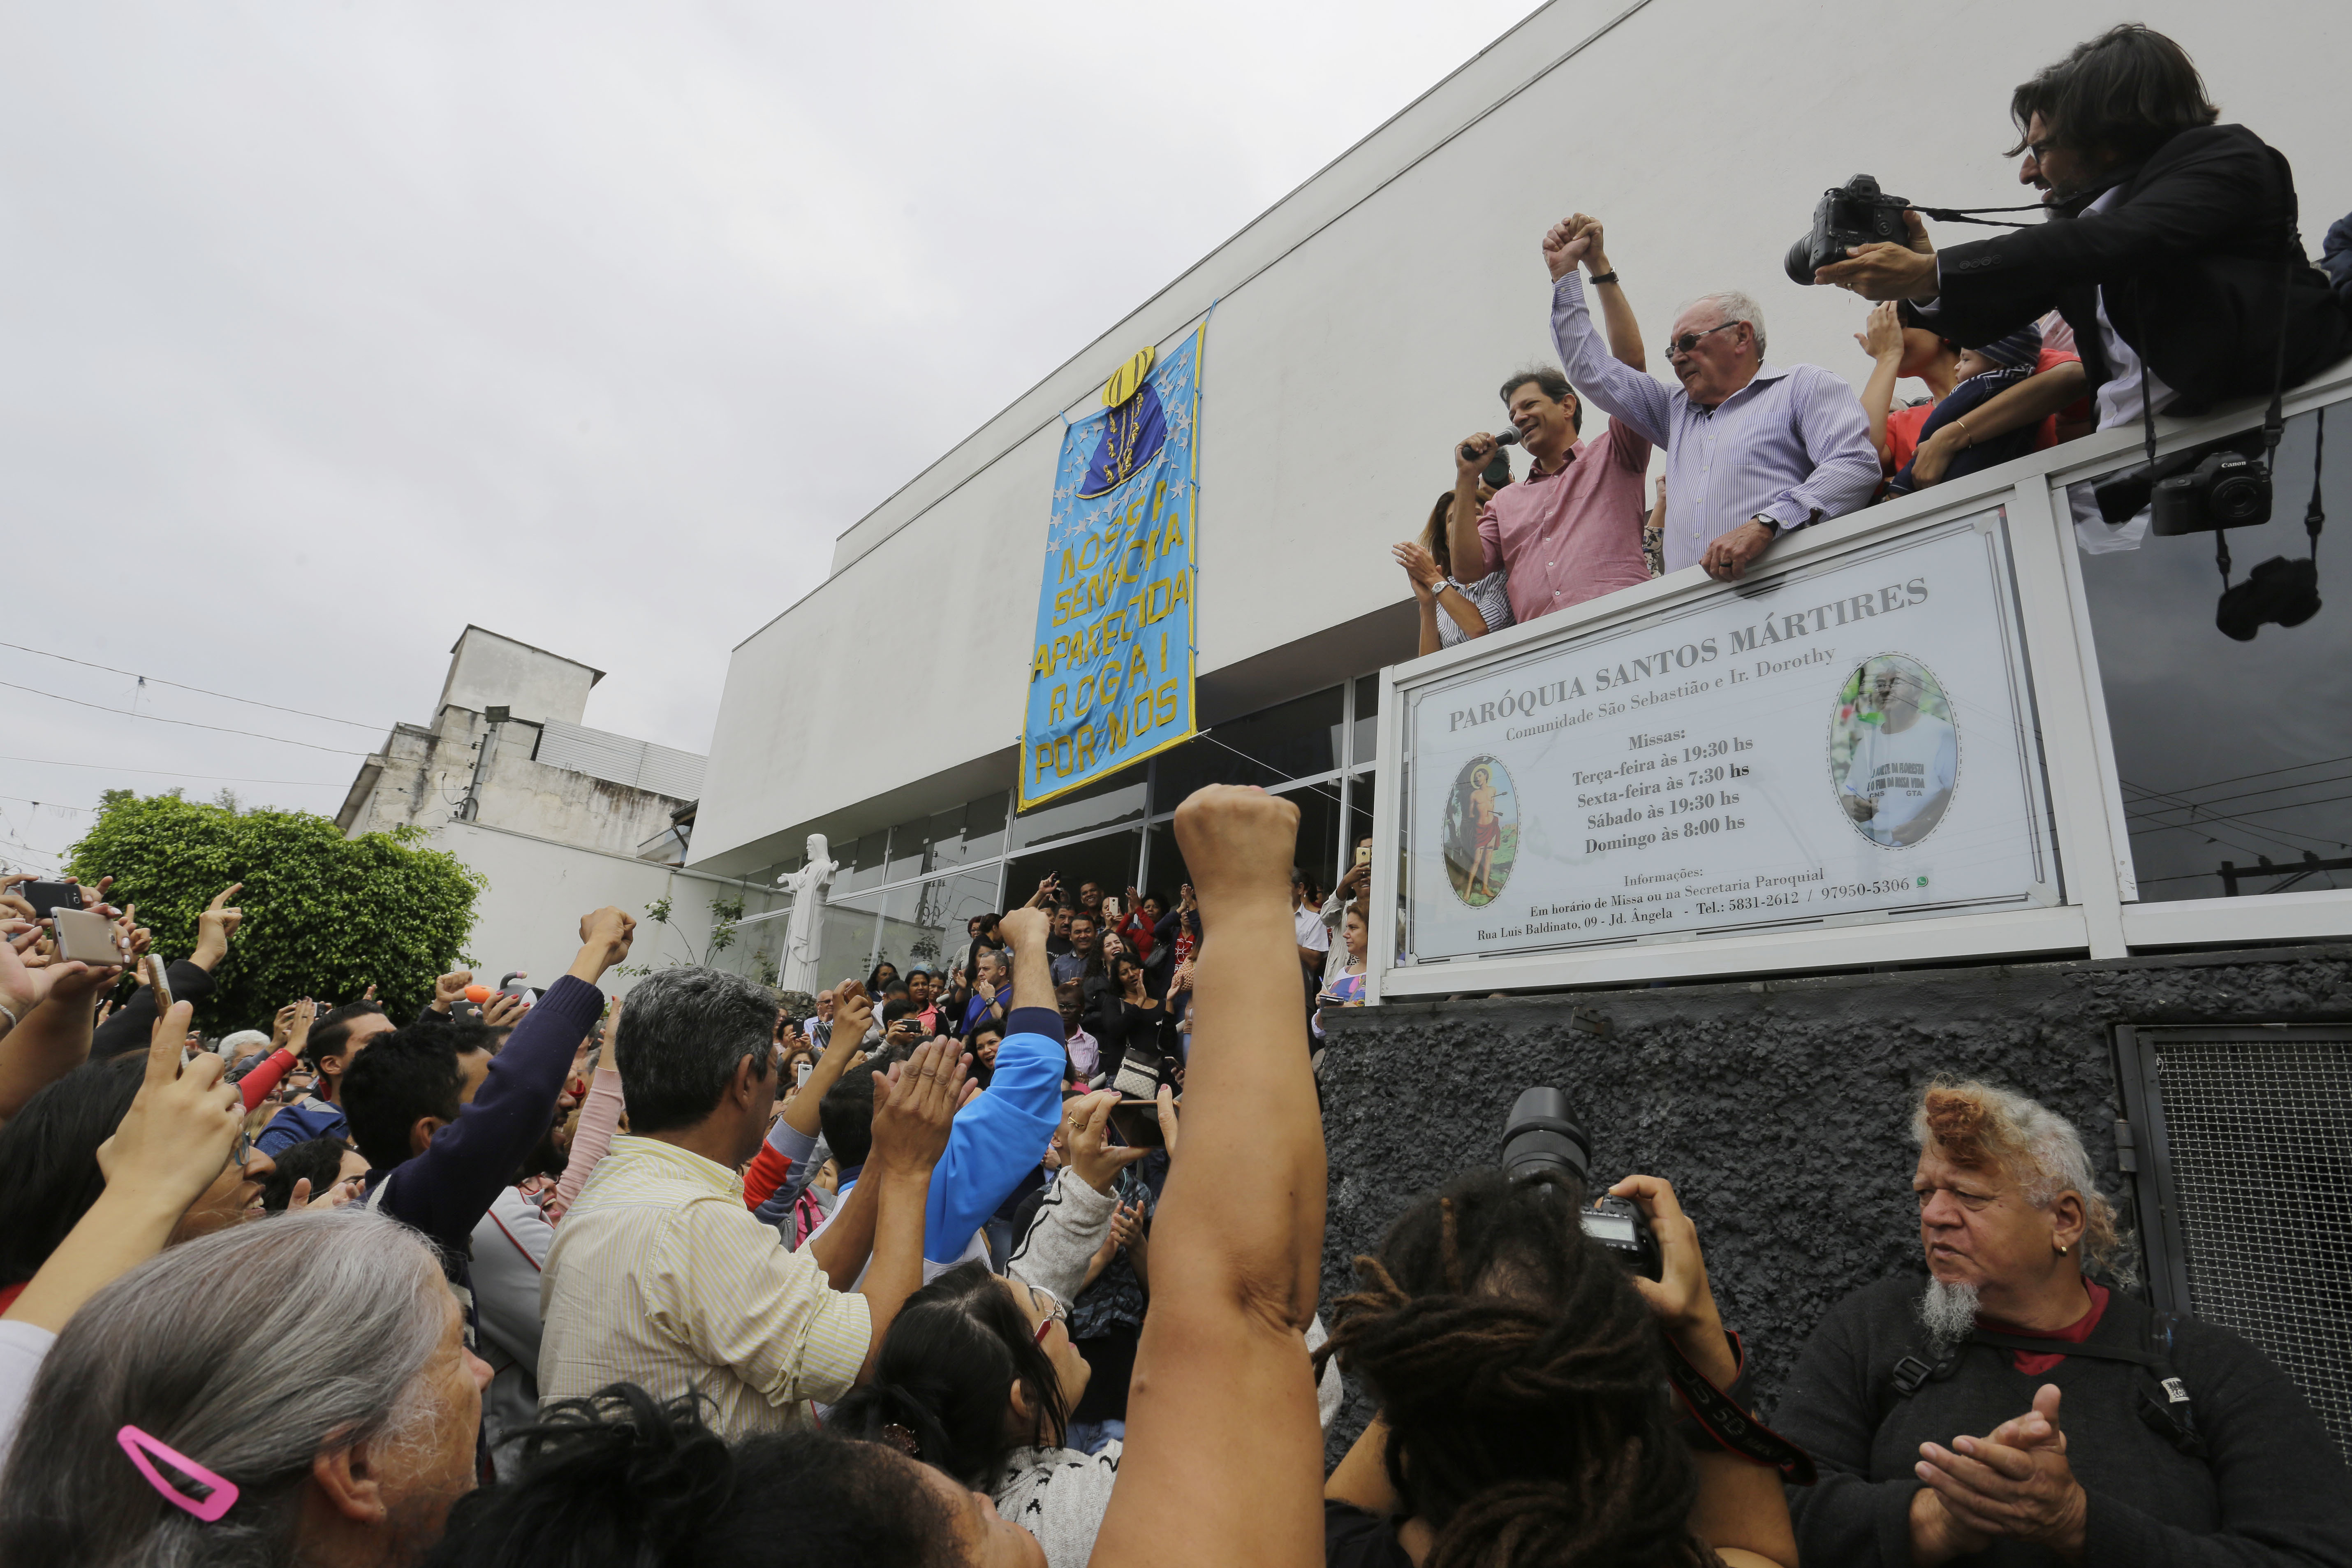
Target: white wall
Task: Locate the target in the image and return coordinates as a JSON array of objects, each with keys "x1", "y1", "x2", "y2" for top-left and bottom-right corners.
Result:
[
  {"x1": 437, "y1": 626, "x2": 601, "y2": 727},
  {"x1": 692, "y1": 0, "x2": 2352, "y2": 874},
  {"x1": 436, "y1": 820, "x2": 786, "y2": 999}
]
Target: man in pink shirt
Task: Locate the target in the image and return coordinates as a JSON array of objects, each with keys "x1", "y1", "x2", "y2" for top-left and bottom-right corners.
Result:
[{"x1": 1447, "y1": 222, "x2": 1655, "y2": 625}]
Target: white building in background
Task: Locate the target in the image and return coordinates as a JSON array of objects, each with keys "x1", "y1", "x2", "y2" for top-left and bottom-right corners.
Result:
[
  {"x1": 678, "y1": 0, "x2": 2352, "y2": 984},
  {"x1": 338, "y1": 625, "x2": 705, "y2": 860},
  {"x1": 337, "y1": 625, "x2": 786, "y2": 995}
]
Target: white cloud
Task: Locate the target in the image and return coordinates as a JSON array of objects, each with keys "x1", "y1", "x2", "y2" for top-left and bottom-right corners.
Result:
[{"x1": 0, "y1": 0, "x2": 1532, "y2": 874}]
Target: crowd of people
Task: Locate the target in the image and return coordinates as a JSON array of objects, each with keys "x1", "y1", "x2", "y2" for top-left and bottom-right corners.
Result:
[
  {"x1": 4, "y1": 781, "x2": 2347, "y2": 1568},
  {"x1": 1395, "y1": 23, "x2": 2352, "y2": 654},
  {"x1": 2, "y1": 21, "x2": 2350, "y2": 1568}
]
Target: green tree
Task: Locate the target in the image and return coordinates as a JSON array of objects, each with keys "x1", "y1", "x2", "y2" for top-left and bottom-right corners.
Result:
[{"x1": 65, "y1": 793, "x2": 484, "y2": 1032}]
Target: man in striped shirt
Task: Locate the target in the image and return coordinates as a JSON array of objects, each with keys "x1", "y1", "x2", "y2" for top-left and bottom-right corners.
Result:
[{"x1": 537, "y1": 966, "x2": 961, "y2": 1437}]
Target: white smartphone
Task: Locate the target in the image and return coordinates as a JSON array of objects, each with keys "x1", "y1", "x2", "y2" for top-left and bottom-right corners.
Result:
[{"x1": 49, "y1": 907, "x2": 125, "y2": 967}]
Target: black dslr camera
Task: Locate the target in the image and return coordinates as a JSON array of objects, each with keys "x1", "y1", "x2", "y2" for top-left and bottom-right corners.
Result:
[
  {"x1": 1785, "y1": 174, "x2": 1914, "y2": 285},
  {"x1": 2093, "y1": 431, "x2": 2276, "y2": 535},
  {"x1": 1500, "y1": 1086, "x2": 1662, "y2": 1278}
]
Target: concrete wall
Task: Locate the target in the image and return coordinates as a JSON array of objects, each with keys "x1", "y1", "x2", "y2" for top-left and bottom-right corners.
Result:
[
  {"x1": 691, "y1": 0, "x2": 2352, "y2": 876},
  {"x1": 436, "y1": 625, "x2": 601, "y2": 727},
  {"x1": 346, "y1": 706, "x2": 690, "y2": 857},
  {"x1": 1315, "y1": 942, "x2": 2352, "y2": 1450},
  {"x1": 435, "y1": 819, "x2": 787, "y2": 998}
]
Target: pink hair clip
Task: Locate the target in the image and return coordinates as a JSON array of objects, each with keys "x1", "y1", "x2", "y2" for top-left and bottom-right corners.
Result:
[{"x1": 117, "y1": 1424, "x2": 238, "y2": 1522}]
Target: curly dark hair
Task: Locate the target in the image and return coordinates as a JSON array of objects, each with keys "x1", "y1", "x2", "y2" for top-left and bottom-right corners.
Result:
[{"x1": 1315, "y1": 1167, "x2": 1718, "y2": 1568}]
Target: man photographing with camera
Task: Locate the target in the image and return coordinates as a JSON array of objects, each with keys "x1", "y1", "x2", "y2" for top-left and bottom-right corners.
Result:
[
  {"x1": 1818, "y1": 25, "x2": 2348, "y2": 428},
  {"x1": 1549, "y1": 214, "x2": 1880, "y2": 581}
]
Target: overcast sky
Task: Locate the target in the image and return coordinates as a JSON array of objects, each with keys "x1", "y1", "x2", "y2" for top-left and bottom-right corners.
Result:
[{"x1": 0, "y1": 0, "x2": 1533, "y2": 872}]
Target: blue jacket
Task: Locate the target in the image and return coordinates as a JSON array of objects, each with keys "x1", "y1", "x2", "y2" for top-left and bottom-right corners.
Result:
[
  {"x1": 924, "y1": 1005, "x2": 1065, "y2": 1264},
  {"x1": 255, "y1": 1095, "x2": 348, "y2": 1158}
]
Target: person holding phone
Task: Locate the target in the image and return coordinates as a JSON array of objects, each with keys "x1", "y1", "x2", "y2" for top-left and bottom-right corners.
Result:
[
  {"x1": 1317, "y1": 838, "x2": 1375, "y2": 995},
  {"x1": 1317, "y1": 905, "x2": 1370, "y2": 1012}
]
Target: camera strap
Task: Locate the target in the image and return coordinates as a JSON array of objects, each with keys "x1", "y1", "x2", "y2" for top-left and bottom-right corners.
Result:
[
  {"x1": 1906, "y1": 201, "x2": 2044, "y2": 230},
  {"x1": 1660, "y1": 1331, "x2": 1818, "y2": 1485}
]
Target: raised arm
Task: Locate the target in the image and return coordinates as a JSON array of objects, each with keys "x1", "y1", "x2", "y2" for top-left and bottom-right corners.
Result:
[
  {"x1": 0, "y1": 949, "x2": 119, "y2": 1122},
  {"x1": 371, "y1": 908, "x2": 630, "y2": 1250},
  {"x1": 1854, "y1": 303, "x2": 1908, "y2": 469},
  {"x1": 853, "y1": 1039, "x2": 963, "y2": 1380},
  {"x1": 3, "y1": 1001, "x2": 243, "y2": 1332},
  {"x1": 1088, "y1": 785, "x2": 1326, "y2": 1568},
  {"x1": 922, "y1": 907, "x2": 1065, "y2": 1262},
  {"x1": 1578, "y1": 216, "x2": 1647, "y2": 373},
  {"x1": 1547, "y1": 241, "x2": 1672, "y2": 447}
]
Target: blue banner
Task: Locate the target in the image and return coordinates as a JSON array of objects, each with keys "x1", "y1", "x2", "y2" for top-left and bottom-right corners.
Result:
[{"x1": 1021, "y1": 327, "x2": 1203, "y2": 809}]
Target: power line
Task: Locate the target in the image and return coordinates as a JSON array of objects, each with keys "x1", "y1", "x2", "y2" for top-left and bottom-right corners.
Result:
[
  {"x1": 0, "y1": 755, "x2": 344, "y2": 787},
  {"x1": 0, "y1": 681, "x2": 369, "y2": 755},
  {"x1": 0, "y1": 641, "x2": 389, "y2": 731},
  {"x1": 2123, "y1": 769, "x2": 2352, "y2": 820},
  {"x1": 0, "y1": 795, "x2": 90, "y2": 815}
]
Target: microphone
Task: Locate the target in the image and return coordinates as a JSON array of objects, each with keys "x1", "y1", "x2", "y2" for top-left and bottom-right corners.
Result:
[{"x1": 1459, "y1": 428, "x2": 1522, "y2": 463}]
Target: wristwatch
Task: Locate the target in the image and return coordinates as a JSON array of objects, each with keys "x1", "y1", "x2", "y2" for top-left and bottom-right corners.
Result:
[{"x1": 1752, "y1": 515, "x2": 1783, "y2": 537}]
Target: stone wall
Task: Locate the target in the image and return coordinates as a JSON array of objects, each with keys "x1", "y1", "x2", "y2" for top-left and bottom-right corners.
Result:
[{"x1": 1316, "y1": 942, "x2": 2352, "y2": 1448}]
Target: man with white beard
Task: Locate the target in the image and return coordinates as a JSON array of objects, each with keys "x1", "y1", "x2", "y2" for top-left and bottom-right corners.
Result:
[{"x1": 1771, "y1": 1079, "x2": 2350, "y2": 1567}]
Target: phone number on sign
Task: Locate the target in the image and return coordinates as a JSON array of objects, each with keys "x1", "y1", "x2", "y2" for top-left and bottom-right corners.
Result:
[{"x1": 1821, "y1": 877, "x2": 1930, "y2": 900}]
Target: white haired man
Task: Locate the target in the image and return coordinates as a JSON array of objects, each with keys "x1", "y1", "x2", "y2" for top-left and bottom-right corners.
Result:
[
  {"x1": 1544, "y1": 213, "x2": 1880, "y2": 581},
  {"x1": 1775, "y1": 1078, "x2": 2351, "y2": 1566}
]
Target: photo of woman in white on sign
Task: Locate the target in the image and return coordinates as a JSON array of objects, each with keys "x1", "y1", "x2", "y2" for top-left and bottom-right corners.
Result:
[
  {"x1": 1831, "y1": 655, "x2": 1958, "y2": 848},
  {"x1": 1443, "y1": 755, "x2": 1517, "y2": 905}
]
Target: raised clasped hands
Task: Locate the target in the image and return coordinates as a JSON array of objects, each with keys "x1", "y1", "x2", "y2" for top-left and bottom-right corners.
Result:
[{"x1": 1541, "y1": 212, "x2": 1599, "y2": 280}]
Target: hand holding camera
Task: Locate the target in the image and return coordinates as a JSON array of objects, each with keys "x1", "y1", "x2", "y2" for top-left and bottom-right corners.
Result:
[
  {"x1": 1500, "y1": 1088, "x2": 1736, "y2": 1389},
  {"x1": 1608, "y1": 1172, "x2": 1739, "y2": 1391}
]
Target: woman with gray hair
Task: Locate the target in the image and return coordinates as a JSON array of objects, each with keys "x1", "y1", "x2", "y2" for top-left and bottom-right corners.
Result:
[
  {"x1": 1774, "y1": 1078, "x2": 2352, "y2": 1568},
  {"x1": 0, "y1": 1207, "x2": 491, "y2": 1568}
]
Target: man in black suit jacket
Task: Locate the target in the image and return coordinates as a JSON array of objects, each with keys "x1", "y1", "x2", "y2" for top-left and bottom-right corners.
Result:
[{"x1": 1820, "y1": 25, "x2": 2347, "y2": 425}]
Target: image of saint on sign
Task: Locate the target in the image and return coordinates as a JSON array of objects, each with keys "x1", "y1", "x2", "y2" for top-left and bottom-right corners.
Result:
[
  {"x1": 1444, "y1": 755, "x2": 1517, "y2": 906},
  {"x1": 1831, "y1": 654, "x2": 1958, "y2": 848}
]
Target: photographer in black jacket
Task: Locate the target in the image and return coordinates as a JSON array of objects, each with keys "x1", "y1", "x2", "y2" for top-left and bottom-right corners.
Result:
[{"x1": 1819, "y1": 25, "x2": 2348, "y2": 428}]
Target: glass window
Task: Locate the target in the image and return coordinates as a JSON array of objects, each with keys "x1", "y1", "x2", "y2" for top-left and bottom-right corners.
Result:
[
  {"x1": 963, "y1": 792, "x2": 1009, "y2": 861},
  {"x1": 886, "y1": 818, "x2": 928, "y2": 884},
  {"x1": 1144, "y1": 820, "x2": 1188, "y2": 905},
  {"x1": 1003, "y1": 831, "x2": 1142, "y2": 915},
  {"x1": 1155, "y1": 688, "x2": 1344, "y2": 803},
  {"x1": 816, "y1": 889, "x2": 883, "y2": 985},
  {"x1": 836, "y1": 829, "x2": 892, "y2": 894},
  {"x1": 2074, "y1": 396, "x2": 2352, "y2": 903},
  {"x1": 875, "y1": 869, "x2": 1005, "y2": 982},
  {"x1": 1346, "y1": 773, "x2": 1377, "y2": 865},
  {"x1": 1013, "y1": 767, "x2": 1146, "y2": 849},
  {"x1": 1352, "y1": 674, "x2": 1381, "y2": 767},
  {"x1": 1282, "y1": 781, "x2": 1344, "y2": 903}
]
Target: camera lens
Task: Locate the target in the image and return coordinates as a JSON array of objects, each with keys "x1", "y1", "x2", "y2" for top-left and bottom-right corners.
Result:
[
  {"x1": 2209, "y1": 464, "x2": 2272, "y2": 526},
  {"x1": 1784, "y1": 235, "x2": 1820, "y2": 286},
  {"x1": 1501, "y1": 1087, "x2": 1591, "y2": 1185}
]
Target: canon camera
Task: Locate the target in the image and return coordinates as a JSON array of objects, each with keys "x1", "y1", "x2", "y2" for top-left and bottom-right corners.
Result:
[
  {"x1": 1500, "y1": 1086, "x2": 1662, "y2": 1278},
  {"x1": 1785, "y1": 174, "x2": 1915, "y2": 285}
]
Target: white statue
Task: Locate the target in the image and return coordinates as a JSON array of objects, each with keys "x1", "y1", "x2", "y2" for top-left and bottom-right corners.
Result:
[{"x1": 776, "y1": 833, "x2": 840, "y2": 995}]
